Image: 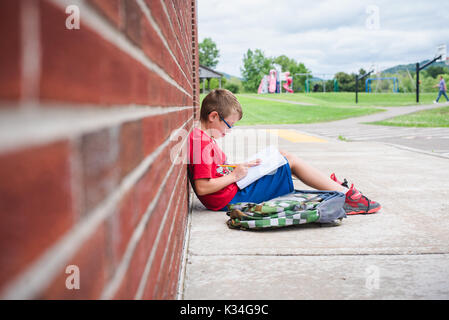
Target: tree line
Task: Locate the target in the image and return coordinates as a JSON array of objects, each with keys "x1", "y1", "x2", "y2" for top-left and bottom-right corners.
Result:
[{"x1": 199, "y1": 38, "x2": 449, "y2": 94}]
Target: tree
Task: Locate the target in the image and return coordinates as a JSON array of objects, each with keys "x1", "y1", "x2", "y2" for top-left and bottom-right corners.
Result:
[
  {"x1": 199, "y1": 38, "x2": 220, "y2": 68},
  {"x1": 334, "y1": 72, "x2": 357, "y2": 92},
  {"x1": 425, "y1": 66, "x2": 448, "y2": 79},
  {"x1": 240, "y1": 49, "x2": 273, "y2": 92},
  {"x1": 273, "y1": 55, "x2": 310, "y2": 92}
]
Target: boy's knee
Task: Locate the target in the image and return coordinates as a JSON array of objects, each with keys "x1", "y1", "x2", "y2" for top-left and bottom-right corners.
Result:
[
  {"x1": 279, "y1": 149, "x2": 295, "y2": 167},
  {"x1": 279, "y1": 149, "x2": 289, "y2": 158}
]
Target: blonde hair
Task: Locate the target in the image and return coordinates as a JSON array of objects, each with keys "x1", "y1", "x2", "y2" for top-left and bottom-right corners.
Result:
[{"x1": 200, "y1": 89, "x2": 242, "y2": 122}]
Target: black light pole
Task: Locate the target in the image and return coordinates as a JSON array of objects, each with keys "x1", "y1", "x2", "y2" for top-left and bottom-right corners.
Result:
[
  {"x1": 416, "y1": 55, "x2": 442, "y2": 103},
  {"x1": 355, "y1": 70, "x2": 373, "y2": 104}
]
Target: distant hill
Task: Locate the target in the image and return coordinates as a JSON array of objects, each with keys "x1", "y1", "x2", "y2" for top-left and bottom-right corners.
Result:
[
  {"x1": 218, "y1": 71, "x2": 243, "y2": 80},
  {"x1": 382, "y1": 60, "x2": 449, "y2": 74}
]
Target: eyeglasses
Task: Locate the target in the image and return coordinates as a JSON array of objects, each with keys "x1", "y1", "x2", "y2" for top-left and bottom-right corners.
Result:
[{"x1": 218, "y1": 114, "x2": 233, "y2": 129}]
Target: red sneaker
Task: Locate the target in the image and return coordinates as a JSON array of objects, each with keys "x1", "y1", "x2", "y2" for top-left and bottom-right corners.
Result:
[
  {"x1": 344, "y1": 184, "x2": 381, "y2": 215},
  {"x1": 330, "y1": 173, "x2": 350, "y2": 188}
]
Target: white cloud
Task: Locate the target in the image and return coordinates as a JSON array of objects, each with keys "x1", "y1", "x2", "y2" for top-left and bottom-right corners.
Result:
[{"x1": 198, "y1": 0, "x2": 449, "y2": 78}]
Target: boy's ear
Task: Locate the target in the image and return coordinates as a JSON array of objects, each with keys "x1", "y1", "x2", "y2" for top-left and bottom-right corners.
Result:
[{"x1": 208, "y1": 111, "x2": 219, "y2": 122}]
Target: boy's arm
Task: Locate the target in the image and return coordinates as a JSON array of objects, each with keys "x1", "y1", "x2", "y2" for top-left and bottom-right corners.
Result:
[
  {"x1": 194, "y1": 174, "x2": 237, "y2": 196},
  {"x1": 194, "y1": 159, "x2": 261, "y2": 196}
]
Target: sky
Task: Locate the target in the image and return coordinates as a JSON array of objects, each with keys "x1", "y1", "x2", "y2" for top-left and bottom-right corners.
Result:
[{"x1": 198, "y1": 0, "x2": 449, "y2": 79}]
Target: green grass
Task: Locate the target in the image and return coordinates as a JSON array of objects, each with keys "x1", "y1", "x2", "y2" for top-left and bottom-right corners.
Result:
[
  {"x1": 233, "y1": 95, "x2": 382, "y2": 126},
  {"x1": 242, "y1": 92, "x2": 437, "y2": 107},
  {"x1": 199, "y1": 92, "x2": 442, "y2": 126},
  {"x1": 369, "y1": 106, "x2": 449, "y2": 128}
]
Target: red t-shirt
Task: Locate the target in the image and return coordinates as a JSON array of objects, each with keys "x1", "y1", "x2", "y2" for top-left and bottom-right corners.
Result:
[{"x1": 188, "y1": 127, "x2": 238, "y2": 211}]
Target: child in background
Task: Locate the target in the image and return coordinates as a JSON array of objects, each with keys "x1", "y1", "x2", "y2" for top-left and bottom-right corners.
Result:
[{"x1": 188, "y1": 89, "x2": 381, "y2": 215}]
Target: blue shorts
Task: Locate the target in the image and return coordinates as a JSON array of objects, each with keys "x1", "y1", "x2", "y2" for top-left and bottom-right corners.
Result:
[{"x1": 219, "y1": 157, "x2": 294, "y2": 211}]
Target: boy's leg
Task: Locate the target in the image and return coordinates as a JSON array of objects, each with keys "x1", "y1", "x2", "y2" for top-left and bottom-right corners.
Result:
[
  {"x1": 279, "y1": 150, "x2": 346, "y2": 192},
  {"x1": 279, "y1": 149, "x2": 381, "y2": 214},
  {"x1": 436, "y1": 91, "x2": 442, "y2": 102}
]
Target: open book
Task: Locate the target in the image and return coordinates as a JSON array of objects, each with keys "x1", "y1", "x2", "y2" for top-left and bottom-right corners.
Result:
[{"x1": 236, "y1": 146, "x2": 287, "y2": 189}]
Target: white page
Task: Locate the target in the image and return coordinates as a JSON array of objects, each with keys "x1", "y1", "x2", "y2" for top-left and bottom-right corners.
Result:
[{"x1": 236, "y1": 146, "x2": 287, "y2": 189}]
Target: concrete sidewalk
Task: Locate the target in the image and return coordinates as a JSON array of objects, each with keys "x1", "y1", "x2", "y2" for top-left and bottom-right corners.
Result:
[{"x1": 181, "y1": 125, "x2": 449, "y2": 300}]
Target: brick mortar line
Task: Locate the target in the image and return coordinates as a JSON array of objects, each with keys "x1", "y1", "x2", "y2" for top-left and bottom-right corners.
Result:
[
  {"x1": 0, "y1": 116, "x2": 193, "y2": 299},
  {"x1": 101, "y1": 123, "x2": 192, "y2": 299},
  {"x1": 47, "y1": 0, "x2": 192, "y2": 99},
  {"x1": 0, "y1": 105, "x2": 194, "y2": 154},
  {"x1": 136, "y1": 0, "x2": 193, "y2": 92}
]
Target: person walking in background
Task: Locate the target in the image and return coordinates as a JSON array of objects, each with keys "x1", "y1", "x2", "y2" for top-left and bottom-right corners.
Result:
[{"x1": 434, "y1": 75, "x2": 449, "y2": 103}]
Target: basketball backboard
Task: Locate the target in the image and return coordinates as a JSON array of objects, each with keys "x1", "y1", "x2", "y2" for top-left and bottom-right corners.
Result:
[{"x1": 436, "y1": 44, "x2": 447, "y2": 62}]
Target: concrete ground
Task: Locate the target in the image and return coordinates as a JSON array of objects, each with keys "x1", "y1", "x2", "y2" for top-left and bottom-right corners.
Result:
[{"x1": 181, "y1": 104, "x2": 449, "y2": 300}]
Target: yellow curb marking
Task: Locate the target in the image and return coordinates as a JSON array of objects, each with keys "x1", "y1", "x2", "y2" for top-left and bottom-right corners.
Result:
[{"x1": 268, "y1": 129, "x2": 327, "y2": 143}]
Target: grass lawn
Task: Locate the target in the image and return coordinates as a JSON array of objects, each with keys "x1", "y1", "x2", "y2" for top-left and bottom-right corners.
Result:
[
  {"x1": 233, "y1": 95, "x2": 382, "y2": 126},
  {"x1": 369, "y1": 106, "x2": 449, "y2": 128},
  {"x1": 242, "y1": 92, "x2": 438, "y2": 107},
  {"x1": 199, "y1": 92, "x2": 442, "y2": 126}
]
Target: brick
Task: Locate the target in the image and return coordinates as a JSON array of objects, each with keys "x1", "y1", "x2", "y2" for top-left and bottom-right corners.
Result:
[
  {"x1": 79, "y1": 126, "x2": 121, "y2": 214},
  {"x1": 141, "y1": 18, "x2": 192, "y2": 93},
  {"x1": 40, "y1": 1, "x2": 190, "y2": 107},
  {"x1": 140, "y1": 18, "x2": 168, "y2": 73},
  {"x1": 0, "y1": 0, "x2": 21, "y2": 102},
  {"x1": 111, "y1": 228, "x2": 147, "y2": 299},
  {"x1": 141, "y1": 109, "x2": 192, "y2": 159},
  {"x1": 154, "y1": 187, "x2": 187, "y2": 299},
  {"x1": 119, "y1": 120, "x2": 143, "y2": 179},
  {"x1": 0, "y1": 141, "x2": 74, "y2": 290},
  {"x1": 109, "y1": 137, "x2": 181, "y2": 270},
  {"x1": 144, "y1": 0, "x2": 190, "y2": 82},
  {"x1": 141, "y1": 145, "x2": 172, "y2": 209},
  {"x1": 110, "y1": 164, "x2": 184, "y2": 299},
  {"x1": 142, "y1": 114, "x2": 166, "y2": 157},
  {"x1": 39, "y1": 222, "x2": 110, "y2": 299},
  {"x1": 167, "y1": 189, "x2": 188, "y2": 290},
  {"x1": 164, "y1": 1, "x2": 189, "y2": 67},
  {"x1": 140, "y1": 166, "x2": 185, "y2": 299},
  {"x1": 88, "y1": 0, "x2": 122, "y2": 28},
  {"x1": 123, "y1": 0, "x2": 142, "y2": 46},
  {"x1": 163, "y1": 0, "x2": 190, "y2": 72},
  {"x1": 163, "y1": 228, "x2": 184, "y2": 299},
  {"x1": 112, "y1": 189, "x2": 138, "y2": 263}
]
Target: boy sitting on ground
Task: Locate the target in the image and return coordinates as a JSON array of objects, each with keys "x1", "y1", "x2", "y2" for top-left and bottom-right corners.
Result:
[{"x1": 188, "y1": 89, "x2": 381, "y2": 215}]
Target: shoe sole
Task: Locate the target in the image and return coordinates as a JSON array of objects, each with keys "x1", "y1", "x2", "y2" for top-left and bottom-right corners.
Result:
[{"x1": 346, "y1": 206, "x2": 382, "y2": 215}]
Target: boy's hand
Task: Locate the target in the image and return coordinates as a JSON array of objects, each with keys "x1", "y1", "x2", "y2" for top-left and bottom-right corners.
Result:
[{"x1": 231, "y1": 158, "x2": 261, "y2": 181}]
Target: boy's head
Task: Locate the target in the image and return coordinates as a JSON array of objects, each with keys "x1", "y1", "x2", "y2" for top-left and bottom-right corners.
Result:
[{"x1": 200, "y1": 89, "x2": 242, "y2": 138}]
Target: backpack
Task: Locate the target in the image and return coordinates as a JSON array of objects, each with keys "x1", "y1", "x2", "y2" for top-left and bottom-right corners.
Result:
[{"x1": 226, "y1": 190, "x2": 346, "y2": 230}]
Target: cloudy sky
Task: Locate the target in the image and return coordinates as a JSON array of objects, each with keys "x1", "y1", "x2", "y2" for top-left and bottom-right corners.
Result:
[{"x1": 198, "y1": 0, "x2": 449, "y2": 78}]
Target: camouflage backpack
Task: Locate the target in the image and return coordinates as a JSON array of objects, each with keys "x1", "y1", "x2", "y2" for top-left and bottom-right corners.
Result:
[{"x1": 226, "y1": 190, "x2": 346, "y2": 230}]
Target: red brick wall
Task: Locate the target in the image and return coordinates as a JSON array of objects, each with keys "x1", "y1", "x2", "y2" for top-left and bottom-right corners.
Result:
[{"x1": 0, "y1": 0, "x2": 199, "y2": 299}]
